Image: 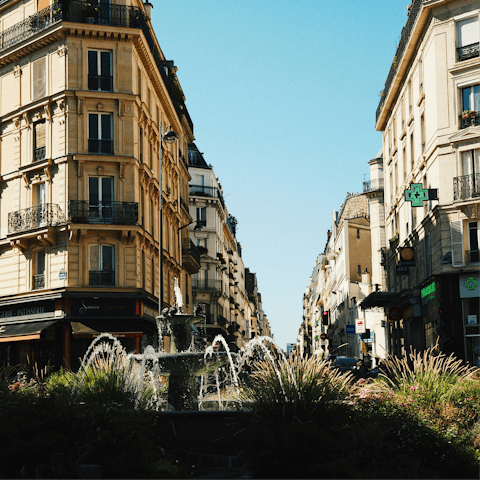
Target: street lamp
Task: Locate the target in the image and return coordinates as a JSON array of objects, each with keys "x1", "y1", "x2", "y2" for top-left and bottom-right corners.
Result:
[{"x1": 159, "y1": 125, "x2": 178, "y2": 316}]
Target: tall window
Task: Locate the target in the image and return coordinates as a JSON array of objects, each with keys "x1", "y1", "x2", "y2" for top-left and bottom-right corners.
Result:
[
  {"x1": 34, "y1": 182, "x2": 47, "y2": 228},
  {"x1": 196, "y1": 207, "x2": 206, "y2": 227},
  {"x1": 88, "y1": 50, "x2": 112, "y2": 91},
  {"x1": 457, "y1": 16, "x2": 480, "y2": 62},
  {"x1": 420, "y1": 114, "x2": 425, "y2": 152},
  {"x1": 34, "y1": 250, "x2": 46, "y2": 290},
  {"x1": 33, "y1": 57, "x2": 46, "y2": 101},
  {"x1": 89, "y1": 244, "x2": 115, "y2": 285},
  {"x1": 461, "y1": 85, "x2": 480, "y2": 128},
  {"x1": 89, "y1": 177, "x2": 113, "y2": 222},
  {"x1": 468, "y1": 222, "x2": 480, "y2": 263},
  {"x1": 88, "y1": 113, "x2": 113, "y2": 154},
  {"x1": 410, "y1": 132, "x2": 415, "y2": 171},
  {"x1": 34, "y1": 119, "x2": 46, "y2": 162}
]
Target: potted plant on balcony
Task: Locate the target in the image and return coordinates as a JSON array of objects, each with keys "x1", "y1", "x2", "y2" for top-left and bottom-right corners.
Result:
[
  {"x1": 83, "y1": 2, "x2": 100, "y2": 23},
  {"x1": 462, "y1": 109, "x2": 475, "y2": 119}
]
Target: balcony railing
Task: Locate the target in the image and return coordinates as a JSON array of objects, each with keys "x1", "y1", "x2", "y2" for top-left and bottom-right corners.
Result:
[
  {"x1": 467, "y1": 250, "x2": 480, "y2": 264},
  {"x1": 363, "y1": 178, "x2": 384, "y2": 193},
  {"x1": 192, "y1": 279, "x2": 222, "y2": 292},
  {"x1": 453, "y1": 174, "x2": 480, "y2": 201},
  {"x1": 189, "y1": 184, "x2": 216, "y2": 197},
  {"x1": 69, "y1": 200, "x2": 138, "y2": 225},
  {"x1": 33, "y1": 274, "x2": 45, "y2": 290},
  {"x1": 457, "y1": 43, "x2": 480, "y2": 62},
  {"x1": 89, "y1": 271, "x2": 115, "y2": 286},
  {"x1": 88, "y1": 75, "x2": 113, "y2": 92},
  {"x1": 181, "y1": 238, "x2": 201, "y2": 265},
  {"x1": 34, "y1": 146, "x2": 46, "y2": 162},
  {"x1": 8, "y1": 204, "x2": 66, "y2": 234},
  {"x1": 88, "y1": 139, "x2": 113, "y2": 155},
  {"x1": 0, "y1": 3, "x2": 62, "y2": 52},
  {"x1": 459, "y1": 112, "x2": 480, "y2": 129}
]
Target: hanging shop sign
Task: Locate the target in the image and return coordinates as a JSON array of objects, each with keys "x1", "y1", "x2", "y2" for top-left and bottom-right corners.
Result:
[
  {"x1": 405, "y1": 184, "x2": 438, "y2": 207},
  {"x1": 355, "y1": 318, "x2": 366, "y2": 334},
  {"x1": 396, "y1": 265, "x2": 409, "y2": 275},
  {"x1": 399, "y1": 247, "x2": 415, "y2": 267},
  {"x1": 421, "y1": 281, "x2": 436, "y2": 302},
  {"x1": 460, "y1": 275, "x2": 480, "y2": 298}
]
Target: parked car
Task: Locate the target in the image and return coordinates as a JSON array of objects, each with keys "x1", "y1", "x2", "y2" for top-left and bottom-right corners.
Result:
[{"x1": 334, "y1": 356, "x2": 362, "y2": 373}]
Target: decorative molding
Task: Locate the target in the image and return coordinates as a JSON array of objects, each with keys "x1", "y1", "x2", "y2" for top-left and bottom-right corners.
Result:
[
  {"x1": 119, "y1": 163, "x2": 125, "y2": 179},
  {"x1": 57, "y1": 45, "x2": 67, "y2": 57},
  {"x1": 97, "y1": 103, "x2": 104, "y2": 111},
  {"x1": 22, "y1": 173, "x2": 29, "y2": 188},
  {"x1": 97, "y1": 166, "x2": 104, "y2": 176},
  {"x1": 13, "y1": 65, "x2": 21, "y2": 77},
  {"x1": 78, "y1": 161, "x2": 84, "y2": 178},
  {"x1": 44, "y1": 104, "x2": 52, "y2": 122},
  {"x1": 22, "y1": 112, "x2": 30, "y2": 128}
]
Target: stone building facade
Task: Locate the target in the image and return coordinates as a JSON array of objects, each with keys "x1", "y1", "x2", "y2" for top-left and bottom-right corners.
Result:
[
  {"x1": 375, "y1": 0, "x2": 480, "y2": 363},
  {"x1": 0, "y1": 0, "x2": 199, "y2": 370}
]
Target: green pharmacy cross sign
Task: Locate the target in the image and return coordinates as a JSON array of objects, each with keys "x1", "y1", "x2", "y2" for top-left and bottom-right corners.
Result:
[
  {"x1": 405, "y1": 184, "x2": 438, "y2": 207},
  {"x1": 405, "y1": 184, "x2": 428, "y2": 207},
  {"x1": 465, "y1": 277, "x2": 478, "y2": 291}
]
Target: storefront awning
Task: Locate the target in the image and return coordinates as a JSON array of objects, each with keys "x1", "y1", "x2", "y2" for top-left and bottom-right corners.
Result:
[
  {"x1": 359, "y1": 292, "x2": 399, "y2": 310},
  {"x1": 0, "y1": 320, "x2": 58, "y2": 342},
  {"x1": 70, "y1": 320, "x2": 143, "y2": 338}
]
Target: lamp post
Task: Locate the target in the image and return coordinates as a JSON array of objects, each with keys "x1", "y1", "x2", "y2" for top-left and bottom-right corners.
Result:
[{"x1": 159, "y1": 124, "x2": 178, "y2": 316}]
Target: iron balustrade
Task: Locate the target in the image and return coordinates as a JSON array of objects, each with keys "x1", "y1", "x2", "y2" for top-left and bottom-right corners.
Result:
[
  {"x1": 33, "y1": 274, "x2": 45, "y2": 290},
  {"x1": 89, "y1": 271, "x2": 115, "y2": 286},
  {"x1": 8, "y1": 203, "x2": 66, "y2": 234},
  {"x1": 68, "y1": 200, "x2": 138, "y2": 225},
  {"x1": 34, "y1": 146, "x2": 46, "y2": 162},
  {"x1": 192, "y1": 279, "x2": 222, "y2": 292},
  {"x1": 363, "y1": 178, "x2": 384, "y2": 193},
  {"x1": 88, "y1": 139, "x2": 113, "y2": 155},
  {"x1": 467, "y1": 250, "x2": 480, "y2": 264},
  {"x1": 181, "y1": 238, "x2": 201, "y2": 266},
  {"x1": 88, "y1": 74, "x2": 113, "y2": 92},
  {"x1": 457, "y1": 43, "x2": 480, "y2": 62},
  {"x1": 189, "y1": 185, "x2": 218, "y2": 197},
  {"x1": 459, "y1": 112, "x2": 480, "y2": 129},
  {"x1": 376, "y1": 0, "x2": 426, "y2": 122},
  {"x1": 453, "y1": 174, "x2": 480, "y2": 201},
  {"x1": 0, "y1": 3, "x2": 62, "y2": 52}
]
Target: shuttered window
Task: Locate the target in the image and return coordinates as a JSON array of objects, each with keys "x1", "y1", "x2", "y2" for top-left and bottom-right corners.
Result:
[
  {"x1": 457, "y1": 17, "x2": 479, "y2": 48},
  {"x1": 33, "y1": 57, "x2": 46, "y2": 101},
  {"x1": 451, "y1": 219, "x2": 465, "y2": 267},
  {"x1": 88, "y1": 113, "x2": 113, "y2": 154},
  {"x1": 88, "y1": 51, "x2": 112, "y2": 91}
]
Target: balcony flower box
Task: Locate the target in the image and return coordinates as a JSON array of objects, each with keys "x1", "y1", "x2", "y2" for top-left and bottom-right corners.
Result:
[{"x1": 462, "y1": 110, "x2": 475, "y2": 119}]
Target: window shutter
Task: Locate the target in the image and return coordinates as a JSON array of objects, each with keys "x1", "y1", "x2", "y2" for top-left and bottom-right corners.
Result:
[
  {"x1": 89, "y1": 245, "x2": 100, "y2": 271},
  {"x1": 457, "y1": 18, "x2": 479, "y2": 48},
  {"x1": 35, "y1": 120, "x2": 46, "y2": 149},
  {"x1": 451, "y1": 220, "x2": 465, "y2": 267},
  {"x1": 33, "y1": 58, "x2": 46, "y2": 101}
]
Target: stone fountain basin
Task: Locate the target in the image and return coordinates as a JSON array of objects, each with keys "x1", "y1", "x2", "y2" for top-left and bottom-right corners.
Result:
[{"x1": 130, "y1": 351, "x2": 228, "y2": 376}]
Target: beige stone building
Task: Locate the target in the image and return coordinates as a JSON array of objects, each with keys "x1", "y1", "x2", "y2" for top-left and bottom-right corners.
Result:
[
  {"x1": 0, "y1": 0, "x2": 200, "y2": 371},
  {"x1": 375, "y1": 0, "x2": 480, "y2": 362},
  {"x1": 187, "y1": 143, "x2": 269, "y2": 352}
]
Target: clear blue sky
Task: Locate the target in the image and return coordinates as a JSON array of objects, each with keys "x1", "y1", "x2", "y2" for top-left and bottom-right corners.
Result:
[{"x1": 152, "y1": 0, "x2": 409, "y2": 349}]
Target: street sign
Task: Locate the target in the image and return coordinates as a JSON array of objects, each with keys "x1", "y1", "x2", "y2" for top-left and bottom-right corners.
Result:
[
  {"x1": 355, "y1": 318, "x2": 366, "y2": 334},
  {"x1": 400, "y1": 247, "x2": 415, "y2": 266},
  {"x1": 346, "y1": 325, "x2": 356, "y2": 335}
]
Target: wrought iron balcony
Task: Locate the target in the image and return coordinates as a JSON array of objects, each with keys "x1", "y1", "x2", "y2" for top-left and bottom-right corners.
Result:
[
  {"x1": 8, "y1": 204, "x2": 66, "y2": 235},
  {"x1": 467, "y1": 250, "x2": 480, "y2": 264},
  {"x1": 459, "y1": 112, "x2": 480, "y2": 129},
  {"x1": 33, "y1": 274, "x2": 45, "y2": 290},
  {"x1": 89, "y1": 271, "x2": 115, "y2": 286},
  {"x1": 68, "y1": 200, "x2": 138, "y2": 225},
  {"x1": 189, "y1": 185, "x2": 218, "y2": 198},
  {"x1": 88, "y1": 75, "x2": 113, "y2": 92},
  {"x1": 0, "y1": 3, "x2": 62, "y2": 52},
  {"x1": 453, "y1": 174, "x2": 480, "y2": 201},
  {"x1": 88, "y1": 139, "x2": 113, "y2": 155},
  {"x1": 363, "y1": 178, "x2": 384, "y2": 193},
  {"x1": 34, "y1": 146, "x2": 46, "y2": 162},
  {"x1": 192, "y1": 279, "x2": 222, "y2": 292},
  {"x1": 457, "y1": 43, "x2": 480, "y2": 62},
  {"x1": 181, "y1": 238, "x2": 201, "y2": 274}
]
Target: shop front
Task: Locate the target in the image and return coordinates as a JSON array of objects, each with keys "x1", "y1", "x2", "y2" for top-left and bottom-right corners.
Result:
[{"x1": 460, "y1": 274, "x2": 480, "y2": 366}]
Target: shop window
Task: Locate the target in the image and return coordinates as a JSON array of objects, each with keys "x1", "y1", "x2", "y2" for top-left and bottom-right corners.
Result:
[
  {"x1": 88, "y1": 113, "x2": 113, "y2": 154},
  {"x1": 89, "y1": 244, "x2": 115, "y2": 286},
  {"x1": 88, "y1": 50, "x2": 113, "y2": 91}
]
